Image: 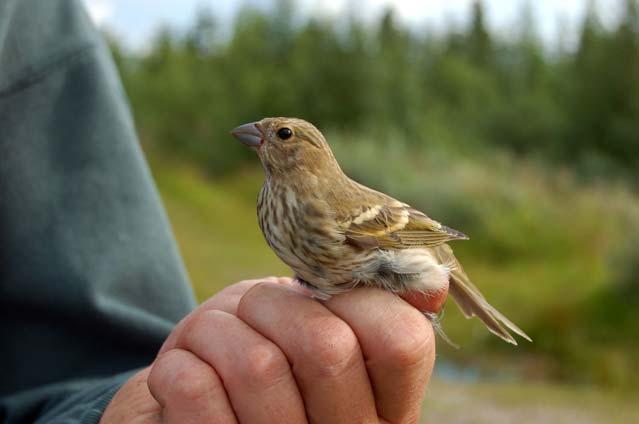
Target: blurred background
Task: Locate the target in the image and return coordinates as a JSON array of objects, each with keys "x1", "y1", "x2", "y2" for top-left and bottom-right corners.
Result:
[{"x1": 87, "y1": 0, "x2": 638, "y2": 421}]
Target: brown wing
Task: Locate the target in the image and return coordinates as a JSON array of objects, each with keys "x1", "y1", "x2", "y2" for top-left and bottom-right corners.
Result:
[{"x1": 338, "y1": 198, "x2": 468, "y2": 250}]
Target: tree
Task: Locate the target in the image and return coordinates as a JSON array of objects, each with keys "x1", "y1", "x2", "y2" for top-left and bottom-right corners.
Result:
[{"x1": 467, "y1": 0, "x2": 493, "y2": 68}]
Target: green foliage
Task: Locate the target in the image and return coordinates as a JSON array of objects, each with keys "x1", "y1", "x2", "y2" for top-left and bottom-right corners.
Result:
[
  {"x1": 561, "y1": 0, "x2": 639, "y2": 178},
  {"x1": 607, "y1": 217, "x2": 639, "y2": 303},
  {"x1": 111, "y1": 0, "x2": 639, "y2": 179}
]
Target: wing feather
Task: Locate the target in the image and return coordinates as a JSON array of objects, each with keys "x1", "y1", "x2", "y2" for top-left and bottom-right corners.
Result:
[
  {"x1": 340, "y1": 201, "x2": 468, "y2": 249},
  {"x1": 434, "y1": 244, "x2": 532, "y2": 344}
]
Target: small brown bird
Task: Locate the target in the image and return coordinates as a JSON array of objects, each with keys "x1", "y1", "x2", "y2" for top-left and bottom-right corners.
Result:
[{"x1": 232, "y1": 117, "x2": 530, "y2": 345}]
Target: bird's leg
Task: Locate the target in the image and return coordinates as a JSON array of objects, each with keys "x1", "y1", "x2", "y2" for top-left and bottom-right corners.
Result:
[
  {"x1": 293, "y1": 276, "x2": 332, "y2": 301},
  {"x1": 423, "y1": 310, "x2": 459, "y2": 349}
]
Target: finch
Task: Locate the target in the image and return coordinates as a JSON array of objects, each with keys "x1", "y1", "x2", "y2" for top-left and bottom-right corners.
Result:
[{"x1": 231, "y1": 117, "x2": 530, "y2": 345}]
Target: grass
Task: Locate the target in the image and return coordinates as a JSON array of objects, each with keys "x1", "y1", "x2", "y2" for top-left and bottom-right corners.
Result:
[{"x1": 423, "y1": 378, "x2": 639, "y2": 423}]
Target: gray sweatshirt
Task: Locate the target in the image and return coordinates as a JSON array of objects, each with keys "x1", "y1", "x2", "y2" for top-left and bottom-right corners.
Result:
[{"x1": 0, "y1": 1, "x2": 197, "y2": 422}]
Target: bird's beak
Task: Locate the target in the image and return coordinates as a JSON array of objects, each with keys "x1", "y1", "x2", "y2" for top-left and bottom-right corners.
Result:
[{"x1": 231, "y1": 122, "x2": 263, "y2": 148}]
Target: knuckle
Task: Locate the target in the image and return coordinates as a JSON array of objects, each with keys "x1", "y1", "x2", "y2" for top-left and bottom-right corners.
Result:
[
  {"x1": 149, "y1": 349, "x2": 218, "y2": 404},
  {"x1": 236, "y1": 282, "x2": 279, "y2": 318},
  {"x1": 180, "y1": 309, "x2": 226, "y2": 343},
  {"x1": 171, "y1": 370, "x2": 215, "y2": 403},
  {"x1": 302, "y1": 316, "x2": 359, "y2": 376},
  {"x1": 179, "y1": 311, "x2": 205, "y2": 341},
  {"x1": 382, "y1": 309, "x2": 432, "y2": 367},
  {"x1": 236, "y1": 342, "x2": 290, "y2": 388},
  {"x1": 149, "y1": 349, "x2": 183, "y2": 390},
  {"x1": 168, "y1": 361, "x2": 215, "y2": 401}
]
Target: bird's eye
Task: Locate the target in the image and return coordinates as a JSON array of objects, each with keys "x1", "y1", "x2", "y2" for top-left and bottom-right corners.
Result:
[{"x1": 277, "y1": 127, "x2": 293, "y2": 140}]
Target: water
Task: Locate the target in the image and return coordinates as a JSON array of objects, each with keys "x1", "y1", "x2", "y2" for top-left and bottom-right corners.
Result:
[
  {"x1": 435, "y1": 359, "x2": 522, "y2": 383},
  {"x1": 435, "y1": 360, "x2": 482, "y2": 382}
]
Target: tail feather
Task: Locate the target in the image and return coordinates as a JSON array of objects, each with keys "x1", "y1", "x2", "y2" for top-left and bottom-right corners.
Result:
[{"x1": 435, "y1": 245, "x2": 532, "y2": 345}]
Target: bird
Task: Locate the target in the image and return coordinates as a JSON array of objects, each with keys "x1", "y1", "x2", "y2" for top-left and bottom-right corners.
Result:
[{"x1": 231, "y1": 117, "x2": 531, "y2": 345}]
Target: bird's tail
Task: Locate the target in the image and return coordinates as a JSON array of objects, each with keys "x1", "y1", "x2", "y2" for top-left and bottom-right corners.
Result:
[{"x1": 435, "y1": 244, "x2": 532, "y2": 345}]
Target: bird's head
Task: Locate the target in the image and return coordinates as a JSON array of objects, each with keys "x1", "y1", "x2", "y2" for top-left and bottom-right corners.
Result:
[{"x1": 231, "y1": 117, "x2": 340, "y2": 178}]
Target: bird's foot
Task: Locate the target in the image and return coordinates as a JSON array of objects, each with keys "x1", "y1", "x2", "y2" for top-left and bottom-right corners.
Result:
[
  {"x1": 293, "y1": 277, "x2": 332, "y2": 301},
  {"x1": 423, "y1": 310, "x2": 459, "y2": 349}
]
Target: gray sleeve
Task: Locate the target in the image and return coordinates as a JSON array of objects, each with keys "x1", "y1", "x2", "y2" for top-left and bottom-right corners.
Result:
[
  {"x1": 2, "y1": 371, "x2": 135, "y2": 424},
  {"x1": 0, "y1": 0, "x2": 196, "y2": 421}
]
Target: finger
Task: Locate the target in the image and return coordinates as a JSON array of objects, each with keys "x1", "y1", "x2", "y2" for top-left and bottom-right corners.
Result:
[
  {"x1": 401, "y1": 287, "x2": 449, "y2": 314},
  {"x1": 237, "y1": 283, "x2": 378, "y2": 424},
  {"x1": 325, "y1": 288, "x2": 435, "y2": 424},
  {"x1": 148, "y1": 348, "x2": 238, "y2": 424},
  {"x1": 160, "y1": 277, "x2": 295, "y2": 354},
  {"x1": 199, "y1": 277, "x2": 296, "y2": 316},
  {"x1": 176, "y1": 310, "x2": 307, "y2": 424}
]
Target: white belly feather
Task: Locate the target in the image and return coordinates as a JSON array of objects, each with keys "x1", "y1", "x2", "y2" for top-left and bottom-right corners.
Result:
[{"x1": 352, "y1": 248, "x2": 451, "y2": 293}]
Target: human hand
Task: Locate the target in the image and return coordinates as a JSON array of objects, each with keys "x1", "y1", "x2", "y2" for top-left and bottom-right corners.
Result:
[{"x1": 100, "y1": 277, "x2": 436, "y2": 424}]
